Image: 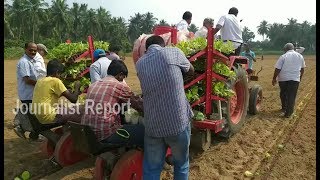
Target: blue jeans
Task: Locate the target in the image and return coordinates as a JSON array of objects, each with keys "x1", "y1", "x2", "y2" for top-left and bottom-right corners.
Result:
[
  {"x1": 101, "y1": 124, "x2": 145, "y2": 148},
  {"x1": 143, "y1": 123, "x2": 191, "y2": 180}
]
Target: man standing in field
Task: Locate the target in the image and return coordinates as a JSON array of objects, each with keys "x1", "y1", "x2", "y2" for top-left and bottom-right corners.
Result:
[
  {"x1": 33, "y1": 43, "x2": 48, "y2": 79},
  {"x1": 89, "y1": 49, "x2": 112, "y2": 83},
  {"x1": 272, "y1": 43, "x2": 306, "y2": 118},
  {"x1": 136, "y1": 35, "x2": 194, "y2": 179},
  {"x1": 14, "y1": 42, "x2": 38, "y2": 138},
  {"x1": 240, "y1": 43, "x2": 256, "y2": 73},
  {"x1": 214, "y1": 7, "x2": 243, "y2": 56}
]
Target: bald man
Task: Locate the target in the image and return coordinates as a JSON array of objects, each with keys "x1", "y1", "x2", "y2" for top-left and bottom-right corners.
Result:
[
  {"x1": 14, "y1": 42, "x2": 38, "y2": 138},
  {"x1": 272, "y1": 43, "x2": 306, "y2": 118}
]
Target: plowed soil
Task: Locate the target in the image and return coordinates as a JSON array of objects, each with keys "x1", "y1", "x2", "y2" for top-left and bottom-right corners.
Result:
[{"x1": 4, "y1": 55, "x2": 316, "y2": 180}]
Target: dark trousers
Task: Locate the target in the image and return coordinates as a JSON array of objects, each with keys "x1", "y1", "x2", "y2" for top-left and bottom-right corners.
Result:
[
  {"x1": 278, "y1": 81, "x2": 300, "y2": 116},
  {"x1": 20, "y1": 100, "x2": 32, "y2": 112},
  {"x1": 101, "y1": 124, "x2": 145, "y2": 148}
]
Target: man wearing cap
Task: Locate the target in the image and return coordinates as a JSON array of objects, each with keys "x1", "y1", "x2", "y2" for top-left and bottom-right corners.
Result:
[
  {"x1": 33, "y1": 43, "x2": 48, "y2": 79},
  {"x1": 90, "y1": 49, "x2": 112, "y2": 83},
  {"x1": 272, "y1": 43, "x2": 306, "y2": 118}
]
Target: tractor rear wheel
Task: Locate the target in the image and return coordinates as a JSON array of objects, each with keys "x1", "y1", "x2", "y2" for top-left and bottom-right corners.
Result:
[
  {"x1": 220, "y1": 65, "x2": 249, "y2": 138},
  {"x1": 109, "y1": 150, "x2": 143, "y2": 180},
  {"x1": 248, "y1": 84, "x2": 263, "y2": 115},
  {"x1": 94, "y1": 152, "x2": 119, "y2": 180},
  {"x1": 54, "y1": 132, "x2": 89, "y2": 167},
  {"x1": 40, "y1": 127, "x2": 63, "y2": 157}
]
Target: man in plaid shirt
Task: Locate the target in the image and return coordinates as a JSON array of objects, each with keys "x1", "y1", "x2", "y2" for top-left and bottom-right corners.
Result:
[{"x1": 81, "y1": 60, "x2": 144, "y2": 147}]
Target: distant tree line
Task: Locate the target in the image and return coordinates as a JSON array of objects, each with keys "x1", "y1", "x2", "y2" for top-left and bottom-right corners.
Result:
[{"x1": 4, "y1": 0, "x2": 316, "y2": 53}]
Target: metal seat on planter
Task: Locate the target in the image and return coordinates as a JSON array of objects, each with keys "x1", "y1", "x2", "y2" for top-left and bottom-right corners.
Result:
[
  {"x1": 66, "y1": 121, "x2": 122, "y2": 155},
  {"x1": 26, "y1": 113, "x2": 65, "y2": 133},
  {"x1": 26, "y1": 113, "x2": 65, "y2": 143}
]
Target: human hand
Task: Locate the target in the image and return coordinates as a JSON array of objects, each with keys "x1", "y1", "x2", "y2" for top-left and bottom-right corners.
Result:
[
  {"x1": 74, "y1": 81, "x2": 81, "y2": 91},
  {"x1": 272, "y1": 79, "x2": 277, "y2": 86}
]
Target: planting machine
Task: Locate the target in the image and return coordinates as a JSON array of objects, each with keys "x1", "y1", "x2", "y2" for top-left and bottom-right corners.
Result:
[{"x1": 13, "y1": 26, "x2": 263, "y2": 180}]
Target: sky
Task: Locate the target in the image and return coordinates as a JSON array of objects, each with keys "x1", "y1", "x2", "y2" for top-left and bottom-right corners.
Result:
[{"x1": 42, "y1": 0, "x2": 317, "y2": 41}]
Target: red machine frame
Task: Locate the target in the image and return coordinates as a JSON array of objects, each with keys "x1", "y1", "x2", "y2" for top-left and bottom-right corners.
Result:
[
  {"x1": 153, "y1": 26, "x2": 248, "y2": 134},
  {"x1": 66, "y1": 36, "x2": 96, "y2": 78}
]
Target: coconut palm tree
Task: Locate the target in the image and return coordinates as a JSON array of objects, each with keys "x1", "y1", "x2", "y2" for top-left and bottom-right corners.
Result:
[
  {"x1": 128, "y1": 13, "x2": 144, "y2": 43},
  {"x1": 242, "y1": 26, "x2": 255, "y2": 43},
  {"x1": 50, "y1": 0, "x2": 70, "y2": 42},
  {"x1": 257, "y1": 20, "x2": 270, "y2": 40},
  {"x1": 188, "y1": 23, "x2": 198, "y2": 33},
  {"x1": 158, "y1": 19, "x2": 169, "y2": 26},
  {"x1": 96, "y1": 7, "x2": 112, "y2": 40},
  {"x1": 22, "y1": 0, "x2": 48, "y2": 42},
  {"x1": 142, "y1": 12, "x2": 158, "y2": 34}
]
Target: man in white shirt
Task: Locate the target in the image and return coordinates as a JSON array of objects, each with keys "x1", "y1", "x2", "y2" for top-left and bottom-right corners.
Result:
[
  {"x1": 33, "y1": 43, "x2": 48, "y2": 79},
  {"x1": 194, "y1": 18, "x2": 218, "y2": 39},
  {"x1": 214, "y1": 7, "x2": 243, "y2": 56},
  {"x1": 176, "y1": 11, "x2": 193, "y2": 38},
  {"x1": 90, "y1": 49, "x2": 112, "y2": 83},
  {"x1": 272, "y1": 43, "x2": 306, "y2": 118}
]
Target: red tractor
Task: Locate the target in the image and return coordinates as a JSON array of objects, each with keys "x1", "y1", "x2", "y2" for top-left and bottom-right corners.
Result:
[
  {"x1": 13, "y1": 26, "x2": 263, "y2": 180},
  {"x1": 93, "y1": 26, "x2": 263, "y2": 179}
]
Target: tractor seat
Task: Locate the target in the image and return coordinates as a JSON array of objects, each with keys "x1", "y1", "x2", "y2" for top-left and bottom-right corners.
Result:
[
  {"x1": 26, "y1": 113, "x2": 65, "y2": 133},
  {"x1": 66, "y1": 122, "x2": 123, "y2": 155}
]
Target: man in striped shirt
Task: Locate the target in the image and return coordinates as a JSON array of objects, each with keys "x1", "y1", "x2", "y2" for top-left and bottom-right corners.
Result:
[
  {"x1": 82, "y1": 60, "x2": 144, "y2": 148},
  {"x1": 136, "y1": 35, "x2": 194, "y2": 179}
]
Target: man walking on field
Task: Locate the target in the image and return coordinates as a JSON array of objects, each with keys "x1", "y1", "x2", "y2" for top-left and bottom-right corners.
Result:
[{"x1": 272, "y1": 43, "x2": 306, "y2": 118}]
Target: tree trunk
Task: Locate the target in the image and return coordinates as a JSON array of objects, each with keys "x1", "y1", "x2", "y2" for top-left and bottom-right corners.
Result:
[{"x1": 33, "y1": 24, "x2": 35, "y2": 42}]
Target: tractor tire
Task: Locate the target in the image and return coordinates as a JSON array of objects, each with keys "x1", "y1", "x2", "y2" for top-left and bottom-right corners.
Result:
[
  {"x1": 248, "y1": 84, "x2": 263, "y2": 115},
  {"x1": 109, "y1": 150, "x2": 143, "y2": 180},
  {"x1": 94, "y1": 152, "x2": 119, "y2": 180},
  {"x1": 219, "y1": 65, "x2": 249, "y2": 138},
  {"x1": 54, "y1": 132, "x2": 89, "y2": 167},
  {"x1": 40, "y1": 127, "x2": 63, "y2": 157}
]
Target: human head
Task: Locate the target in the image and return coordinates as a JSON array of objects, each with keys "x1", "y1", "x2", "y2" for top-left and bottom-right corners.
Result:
[
  {"x1": 107, "y1": 59, "x2": 128, "y2": 82},
  {"x1": 182, "y1": 11, "x2": 192, "y2": 25},
  {"x1": 93, "y1": 49, "x2": 106, "y2": 61},
  {"x1": 37, "y1": 43, "x2": 48, "y2": 57},
  {"x1": 145, "y1": 35, "x2": 165, "y2": 50},
  {"x1": 24, "y1": 42, "x2": 37, "y2": 59},
  {"x1": 203, "y1": 18, "x2": 214, "y2": 29},
  {"x1": 109, "y1": 44, "x2": 121, "y2": 54},
  {"x1": 228, "y1": 7, "x2": 239, "y2": 16},
  {"x1": 47, "y1": 59, "x2": 65, "y2": 77},
  {"x1": 243, "y1": 43, "x2": 250, "y2": 51},
  {"x1": 283, "y1": 43, "x2": 295, "y2": 52}
]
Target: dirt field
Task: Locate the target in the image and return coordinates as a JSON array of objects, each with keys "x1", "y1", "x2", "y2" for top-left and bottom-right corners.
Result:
[{"x1": 4, "y1": 55, "x2": 316, "y2": 180}]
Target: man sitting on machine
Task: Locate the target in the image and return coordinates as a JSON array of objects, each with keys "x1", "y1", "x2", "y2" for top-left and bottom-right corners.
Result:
[
  {"x1": 81, "y1": 60, "x2": 144, "y2": 148},
  {"x1": 31, "y1": 59, "x2": 84, "y2": 125}
]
